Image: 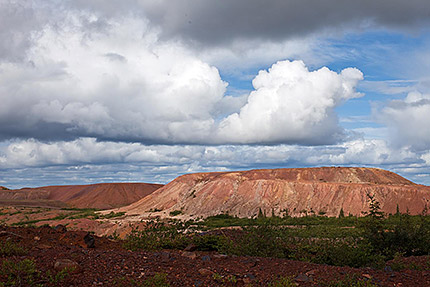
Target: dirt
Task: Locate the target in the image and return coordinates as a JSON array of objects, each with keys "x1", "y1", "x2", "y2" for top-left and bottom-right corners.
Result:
[
  {"x1": 1, "y1": 225, "x2": 430, "y2": 286},
  {"x1": 0, "y1": 183, "x2": 163, "y2": 210},
  {"x1": 115, "y1": 167, "x2": 430, "y2": 220}
]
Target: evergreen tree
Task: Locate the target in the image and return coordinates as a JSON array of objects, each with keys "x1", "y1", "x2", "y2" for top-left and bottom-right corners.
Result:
[{"x1": 338, "y1": 208, "x2": 345, "y2": 218}]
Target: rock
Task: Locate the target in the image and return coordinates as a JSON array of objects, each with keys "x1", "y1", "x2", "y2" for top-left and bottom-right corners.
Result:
[
  {"x1": 54, "y1": 224, "x2": 67, "y2": 233},
  {"x1": 184, "y1": 243, "x2": 197, "y2": 251},
  {"x1": 33, "y1": 236, "x2": 40, "y2": 241},
  {"x1": 213, "y1": 254, "x2": 228, "y2": 259},
  {"x1": 306, "y1": 269, "x2": 316, "y2": 276},
  {"x1": 37, "y1": 244, "x2": 52, "y2": 249},
  {"x1": 160, "y1": 251, "x2": 170, "y2": 262},
  {"x1": 54, "y1": 259, "x2": 80, "y2": 273},
  {"x1": 182, "y1": 251, "x2": 197, "y2": 259},
  {"x1": 201, "y1": 255, "x2": 211, "y2": 262},
  {"x1": 84, "y1": 232, "x2": 95, "y2": 248},
  {"x1": 295, "y1": 274, "x2": 312, "y2": 282},
  {"x1": 362, "y1": 274, "x2": 372, "y2": 279},
  {"x1": 385, "y1": 266, "x2": 393, "y2": 272},
  {"x1": 244, "y1": 274, "x2": 256, "y2": 280},
  {"x1": 198, "y1": 268, "x2": 214, "y2": 276}
]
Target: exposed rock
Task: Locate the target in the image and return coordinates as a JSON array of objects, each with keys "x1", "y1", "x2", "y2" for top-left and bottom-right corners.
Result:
[
  {"x1": 295, "y1": 274, "x2": 313, "y2": 282},
  {"x1": 182, "y1": 251, "x2": 197, "y2": 259},
  {"x1": 84, "y1": 232, "x2": 95, "y2": 248},
  {"x1": 118, "y1": 167, "x2": 430, "y2": 218},
  {"x1": 55, "y1": 224, "x2": 67, "y2": 233},
  {"x1": 201, "y1": 255, "x2": 211, "y2": 261},
  {"x1": 163, "y1": 251, "x2": 172, "y2": 262},
  {"x1": 184, "y1": 243, "x2": 197, "y2": 251},
  {"x1": 198, "y1": 268, "x2": 214, "y2": 276}
]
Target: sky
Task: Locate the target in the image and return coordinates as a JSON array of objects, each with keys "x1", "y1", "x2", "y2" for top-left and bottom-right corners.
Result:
[{"x1": 1, "y1": 0, "x2": 430, "y2": 189}]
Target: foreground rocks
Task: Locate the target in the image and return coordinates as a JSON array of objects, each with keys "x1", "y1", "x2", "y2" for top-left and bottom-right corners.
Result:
[{"x1": 1, "y1": 225, "x2": 430, "y2": 286}]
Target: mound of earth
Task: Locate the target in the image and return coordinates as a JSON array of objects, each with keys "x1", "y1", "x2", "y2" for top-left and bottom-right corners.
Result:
[
  {"x1": 117, "y1": 167, "x2": 430, "y2": 218},
  {"x1": 0, "y1": 183, "x2": 163, "y2": 209}
]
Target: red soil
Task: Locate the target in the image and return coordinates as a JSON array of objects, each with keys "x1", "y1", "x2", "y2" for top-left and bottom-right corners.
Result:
[{"x1": 0, "y1": 183, "x2": 163, "y2": 209}]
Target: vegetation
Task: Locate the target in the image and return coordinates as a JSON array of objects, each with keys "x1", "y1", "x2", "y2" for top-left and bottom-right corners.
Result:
[
  {"x1": 0, "y1": 258, "x2": 72, "y2": 287},
  {"x1": 0, "y1": 259, "x2": 39, "y2": 287},
  {"x1": 268, "y1": 276, "x2": 296, "y2": 287},
  {"x1": 123, "y1": 194, "x2": 430, "y2": 270},
  {"x1": 0, "y1": 240, "x2": 28, "y2": 256},
  {"x1": 169, "y1": 210, "x2": 182, "y2": 216}
]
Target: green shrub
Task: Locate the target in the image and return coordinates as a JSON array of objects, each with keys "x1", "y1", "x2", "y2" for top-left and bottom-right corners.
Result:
[
  {"x1": 123, "y1": 222, "x2": 189, "y2": 251},
  {"x1": 192, "y1": 234, "x2": 233, "y2": 253},
  {"x1": 269, "y1": 276, "x2": 296, "y2": 287},
  {"x1": 324, "y1": 273, "x2": 378, "y2": 287},
  {"x1": 0, "y1": 240, "x2": 28, "y2": 256},
  {"x1": 0, "y1": 259, "x2": 39, "y2": 286},
  {"x1": 169, "y1": 210, "x2": 182, "y2": 216}
]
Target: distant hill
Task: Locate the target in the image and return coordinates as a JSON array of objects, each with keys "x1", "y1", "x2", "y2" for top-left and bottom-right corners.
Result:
[
  {"x1": 117, "y1": 167, "x2": 430, "y2": 218},
  {"x1": 0, "y1": 183, "x2": 163, "y2": 209}
]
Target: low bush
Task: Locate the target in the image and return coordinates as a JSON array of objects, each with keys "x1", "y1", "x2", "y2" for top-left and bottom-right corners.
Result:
[
  {"x1": 0, "y1": 240, "x2": 28, "y2": 256},
  {"x1": 0, "y1": 259, "x2": 39, "y2": 286}
]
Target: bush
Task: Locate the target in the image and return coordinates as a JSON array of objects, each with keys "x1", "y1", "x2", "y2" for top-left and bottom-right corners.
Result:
[
  {"x1": 123, "y1": 221, "x2": 189, "y2": 251},
  {"x1": 192, "y1": 234, "x2": 233, "y2": 253},
  {"x1": 0, "y1": 240, "x2": 28, "y2": 256},
  {"x1": 0, "y1": 259, "x2": 39, "y2": 286},
  {"x1": 169, "y1": 210, "x2": 182, "y2": 216}
]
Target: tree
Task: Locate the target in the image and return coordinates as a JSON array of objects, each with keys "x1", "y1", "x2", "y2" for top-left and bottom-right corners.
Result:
[{"x1": 338, "y1": 208, "x2": 345, "y2": 218}]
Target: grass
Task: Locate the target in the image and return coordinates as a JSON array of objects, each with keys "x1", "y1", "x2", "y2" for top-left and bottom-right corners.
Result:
[
  {"x1": 0, "y1": 240, "x2": 28, "y2": 256},
  {"x1": 123, "y1": 201, "x2": 430, "y2": 269}
]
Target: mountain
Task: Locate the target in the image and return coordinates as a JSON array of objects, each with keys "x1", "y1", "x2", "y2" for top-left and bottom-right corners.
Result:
[
  {"x1": 118, "y1": 167, "x2": 430, "y2": 218},
  {"x1": 0, "y1": 183, "x2": 163, "y2": 209}
]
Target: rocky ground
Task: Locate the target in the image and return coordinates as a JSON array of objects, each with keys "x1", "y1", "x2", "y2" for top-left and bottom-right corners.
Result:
[{"x1": 1, "y1": 225, "x2": 430, "y2": 286}]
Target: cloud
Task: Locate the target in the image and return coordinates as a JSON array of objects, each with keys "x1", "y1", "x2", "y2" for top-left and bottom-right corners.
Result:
[
  {"x1": 1, "y1": 137, "x2": 428, "y2": 188},
  {"x1": 0, "y1": 13, "x2": 228, "y2": 143},
  {"x1": 216, "y1": 61, "x2": 363, "y2": 144},
  {"x1": 377, "y1": 92, "x2": 430, "y2": 151},
  {"x1": 0, "y1": 6, "x2": 363, "y2": 145},
  {"x1": 139, "y1": 0, "x2": 430, "y2": 46}
]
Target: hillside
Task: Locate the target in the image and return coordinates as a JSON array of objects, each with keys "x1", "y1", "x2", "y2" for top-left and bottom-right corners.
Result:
[
  {"x1": 0, "y1": 183, "x2": 163, "y2": 209},
  {"x1": 117, "y1": 167, "x2": 430, "y2": 218}
]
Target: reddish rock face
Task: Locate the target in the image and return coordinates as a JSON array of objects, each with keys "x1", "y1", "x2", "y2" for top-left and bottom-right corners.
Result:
[
  {"x1": 119, "y1": 167, "x2": 430, "y2": 218},
  {"x1": 0, "y1": 183, "x2": 163, "y2": 209}
]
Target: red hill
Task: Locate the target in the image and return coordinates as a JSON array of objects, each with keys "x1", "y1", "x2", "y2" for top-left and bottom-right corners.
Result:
[
  {"x1": 118, "y1": 167, "x2": 430, "y2": 218},
  {"x1": 0, "y1": 183, "x2": 163, "y2": 209}
]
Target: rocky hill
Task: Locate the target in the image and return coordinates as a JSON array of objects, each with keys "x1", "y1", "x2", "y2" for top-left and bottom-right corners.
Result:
[
  {"x1": 0, "y1": 183, "x2": 163, "y2": 209},
  {"x1": 118, "y1": 167, "x2": 430, "y2": 218}
]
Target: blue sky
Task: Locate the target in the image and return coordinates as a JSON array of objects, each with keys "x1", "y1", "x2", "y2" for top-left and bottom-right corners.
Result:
[{"x1": 0, "y1": 1, "x2": 430, "y2": 188}]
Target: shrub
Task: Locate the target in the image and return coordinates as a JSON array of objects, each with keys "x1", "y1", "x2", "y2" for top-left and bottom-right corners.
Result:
[
  {"x1": 0, "y1": 240, "x2": 28, "y2": 256},
  {"x1": 192, "y1": 234, "x2": 233, "y2": 253},
  {"x1": 169, "y1": 210, "x2": 182, "y2": 216},
  {"x1": 0, "y1": 259, "x2": 39, "y2": 286},
  {"x1": 269, "y1": 276, "x2": 296, "y2": 287}
]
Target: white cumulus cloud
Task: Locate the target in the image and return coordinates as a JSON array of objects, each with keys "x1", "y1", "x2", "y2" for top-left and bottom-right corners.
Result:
[{"x1": 216, "y1": 60, "x2": 363, "y2": 144}]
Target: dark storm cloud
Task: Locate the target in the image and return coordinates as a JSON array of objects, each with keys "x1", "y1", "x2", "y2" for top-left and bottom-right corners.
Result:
[{"x1": 140, "y1": 0, "x2": 430, "y2": 45}]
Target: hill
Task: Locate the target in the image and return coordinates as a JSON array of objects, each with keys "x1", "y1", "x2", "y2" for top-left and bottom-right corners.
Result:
[
  {"x1": 117, "y1": 167, "x2": 430, "y2": 218},
  {"x1": 0, "y1": 182, "x2": 163, "y2": 209}
]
